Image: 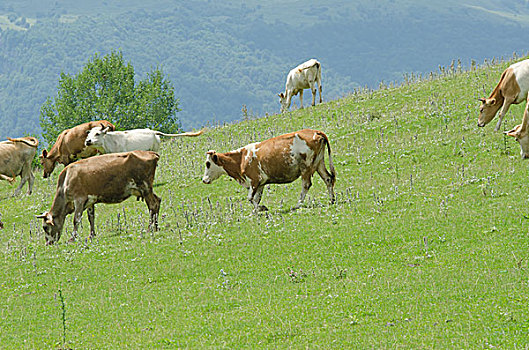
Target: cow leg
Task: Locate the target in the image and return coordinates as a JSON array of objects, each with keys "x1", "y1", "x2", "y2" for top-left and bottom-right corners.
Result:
[
  {"x1": 248, "y1": 185, "x2": 267, "y2": 212},
  {"x1": 145, "y1": 192, "x2": 161, "y2": 231},
  {"x1": 310, "y1": 82, "x2": 316, "y2": 106},
  {"x1": 26, "y1": 171, "x2": 35, "y2": 195},
  {"x1": 299, "y1": 90, "x2": 304, "y2": 109},
  {"x1": 318, "y1": 82, "x2": 323, "y2": 103},
  {"x1": 14, "y1": 174, "x2": 27, "y2": 196},
  {"x1": 70, "y1": 199, "x2": 86, "y2": 242},
  {"x1": 87, "y1": 205, "x2": 96, "y2": 239},
  {"x1": 293, "y1": 174, "x2": 313, "y2": 210},
  {"x1": 317, "y1": 162, "x2": 336, "y2": 204},
  {"x1": 494, "y1": 98, "x2": 515, "y2": 132}
]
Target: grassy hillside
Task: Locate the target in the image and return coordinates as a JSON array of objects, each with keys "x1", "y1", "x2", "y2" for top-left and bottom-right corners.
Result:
[{"x1": 2, "y1": 57, "x2": 529, "y2": 348}]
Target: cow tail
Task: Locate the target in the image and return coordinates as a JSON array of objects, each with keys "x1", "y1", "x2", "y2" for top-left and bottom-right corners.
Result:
[
  {"x1": 155, "y1": 130, "x2": 204, "y2": 137},
  {"x1": 7, "y1": 137, "x2": 39, "y2": 148},
  {"x1": 322, "y1": 133, "x2": 336, "y2": 183}
]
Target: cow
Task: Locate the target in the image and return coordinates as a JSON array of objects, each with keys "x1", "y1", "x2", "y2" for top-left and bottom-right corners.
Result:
[
  {"x1": 202, "y1": 129, "x2": 336, "y2": 212},
  {"x1": 478, "y1": 59, "x2": 529, "y2": 131},
  {"x1": 36, "y1": 150, "x2": 161, "y2": 245},
  {"x1": 504, "y1": 95, "x2": 529, "y2": 158},
  {"x1": 0, "y1": 136, "x2": 39, "y2": 195},
  {"x1": 85, "y1": 127, "x2": 203, "y2": 153},
  {"x1": 278, "y1": 59, "x2": 323, "y2": 113},
  {"x1": 40, "y1": 120, "x2": 115, "y2": 178}
]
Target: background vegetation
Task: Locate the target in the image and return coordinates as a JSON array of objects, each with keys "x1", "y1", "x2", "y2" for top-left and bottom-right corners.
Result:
[
  {"x1": 39, "y1": 51, "x2": 180, "y2": 145},
  {"x1": 1, "y1": 56, "x2": 529, "y2": 348},
  {"x1": 1, "y1": 0, "x2": 529, "y2": 140}
]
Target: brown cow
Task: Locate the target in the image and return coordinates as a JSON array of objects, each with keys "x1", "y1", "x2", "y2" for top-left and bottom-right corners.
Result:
[
  {"x1": 36, "y1": 150, "x2": 161, "y2": 245},
  {"x1": 478, "y1": 59, "x2": 529, "y2": 131},
  {"x1": 202, "y1": 129, "x2": 336, "y2": 211},
  {"x1": 40, "y1": 120, "x2": 115, "y2": 178},
  {"x1": 0, "y1": 136, "x2": 39, "y2": 195}
]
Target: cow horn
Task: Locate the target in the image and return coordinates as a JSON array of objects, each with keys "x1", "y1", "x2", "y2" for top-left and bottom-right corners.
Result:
[
  {"x1": 478, "y1": 98, "x2": 486, "y2": 103},
  {"x1": 35, "y1": 213, "x2": 47, "y2": 219}
]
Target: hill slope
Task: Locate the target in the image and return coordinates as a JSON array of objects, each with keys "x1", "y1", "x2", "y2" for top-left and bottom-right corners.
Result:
[
  {"x1": 1, "y1": 0, "x2": 529, "y2": 140},
  {"x1": 1, "y1": 57, "x2": 529, "y2": 347}
]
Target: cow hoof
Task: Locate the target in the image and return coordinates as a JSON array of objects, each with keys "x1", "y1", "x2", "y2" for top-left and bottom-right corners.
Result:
[
  {"x1": 68, "y1": 237, "x2": 76, "y2": 243},
  {"x1": 258, "y1": 205, "x2": 268, "y2": 212}
]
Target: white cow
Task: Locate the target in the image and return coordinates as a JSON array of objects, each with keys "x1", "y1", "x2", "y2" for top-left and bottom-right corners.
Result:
[
  {"x1": 278, "y1": 59, "x2": 323, "y2": 113},
  {"x1": 85, "y1": 127, "x2": 203, "y2": 153}
]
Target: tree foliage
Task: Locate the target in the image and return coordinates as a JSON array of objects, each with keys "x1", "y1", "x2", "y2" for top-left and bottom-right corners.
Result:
[{"x1": 39, "y1": 51, "x2": 180, "y2": 144}]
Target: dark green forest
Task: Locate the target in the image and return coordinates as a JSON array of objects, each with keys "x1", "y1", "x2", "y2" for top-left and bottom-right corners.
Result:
[{"x1": 1, "y1": 0, "x2": 529, "y2": 140}]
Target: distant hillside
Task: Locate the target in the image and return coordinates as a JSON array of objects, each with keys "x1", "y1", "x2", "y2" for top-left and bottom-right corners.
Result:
[{"x1": 0, "y1": 0, "x2": 529, "y2": 140}]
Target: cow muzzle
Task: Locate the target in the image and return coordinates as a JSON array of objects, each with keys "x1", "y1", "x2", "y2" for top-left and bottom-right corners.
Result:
[{"x1": 202, "y1": 178, "x2": 211, "y2": 184}]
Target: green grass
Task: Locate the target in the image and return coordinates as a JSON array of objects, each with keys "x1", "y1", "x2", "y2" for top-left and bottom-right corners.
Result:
[{"x1": 2, "y1": 58, "x2": 529, "y2": 348}]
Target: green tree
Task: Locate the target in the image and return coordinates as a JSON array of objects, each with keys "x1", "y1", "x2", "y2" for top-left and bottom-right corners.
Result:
[{"x1": 39, "y1": 50, "x2": 180, "y2": 144}]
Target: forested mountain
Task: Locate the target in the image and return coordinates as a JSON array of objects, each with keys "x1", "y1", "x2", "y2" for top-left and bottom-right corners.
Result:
[{"x1": 1, "y1": 0, "x2": 529, "y2": 140}]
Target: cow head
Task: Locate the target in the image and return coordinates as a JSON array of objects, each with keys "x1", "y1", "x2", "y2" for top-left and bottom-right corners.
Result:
[
  {"x1": 40, "y1": 149, "x2": 56, "y2": 178},
  {"x1": 36, "y1": 212, "x2": 63, "y2": 245},
  {"x1": 505, "y1": 124, "x2": 529, "y2": 158},
  {"x1": 477, "y1": 98, "x2": 502, "y2": 127},
  {"x1": 278, "y1": 92, "x2": 289, "y2": 113},
  {"x1": 85, "y1": 126, "x2": 110, "y2": 149},
  {"x1": 202, "y1": 150, "x2": 226, "y2": 184}
]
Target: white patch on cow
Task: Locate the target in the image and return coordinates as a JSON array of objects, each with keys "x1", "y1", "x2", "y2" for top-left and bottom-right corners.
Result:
[
  {"x1": 290, "y1": 133, "x2": 313, "y2": 166},
  {"x1": 257, "y1": 163, "x2": 268, "y2": 182},
  {"x1": 511, "y1": 60, "x2": 529, "y2": 103},
  {"x1": 202, "y1": 153, "x2": 227, "y2": 184},
  {"x1": 243, "y1": 142, "x2": 259, "y2": 162}
]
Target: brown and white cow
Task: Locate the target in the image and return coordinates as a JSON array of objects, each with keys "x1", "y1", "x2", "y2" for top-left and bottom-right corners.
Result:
[
  {"x1": 40, "y1": 120, "x2": 115, "y2": 178},
  {"x1": 279, "y1": 59, "x2": 323, "y2": 113},
  {"x1": 0, "y1": 136, "x2": 39, "y2": 195},
  {"x1": 36, "y1": 150, "x2": 161, "y2": 245},
  {"x1": 202, "y1": 129, "x2": 336, "y2": 211},
  {"x1": 478, "y1": 59, "x2": 529, "y2": 131}
]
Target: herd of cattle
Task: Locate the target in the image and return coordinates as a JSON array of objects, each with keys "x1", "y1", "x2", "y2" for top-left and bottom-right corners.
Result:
[{"x1": 0, "y1": 57, "x2": 528, "y2": 243}]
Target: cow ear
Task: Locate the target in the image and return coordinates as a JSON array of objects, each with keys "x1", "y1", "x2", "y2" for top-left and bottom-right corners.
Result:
[
  {"x1": 41, "y1": 149, "x2": 47, "y2": 158},
  {"x1": 212, "y1": 154, "x2": 218, "y2": 163},
  {"x1": 478, "y1": 98, "x2": 486, "y2": 103},
  {"x1": 488, "y1": 98, "x2": 496, "y2": 105},
  {"x1": 102, "y1": 127, "x2": 110, "y2": 134}
]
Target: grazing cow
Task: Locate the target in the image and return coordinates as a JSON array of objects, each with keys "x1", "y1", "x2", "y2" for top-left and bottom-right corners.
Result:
[
  {"x1": 202, "y1": 129, "x2": 336, "y2": 211},
  {"x1": 0, "y1": 136, "x2": 39, "y2": 195},
  {"x1": 85, "y1": 127, "x2": 204, "y2": 153},
  {"x1": 40, "y1": 120, "x2": 115, "y2": 178},
  {"x1": 478, "y1": 59, "x2": 529, "y2": 131},
  {"x1": 505, "y1": 96, "x2": 529, "y2": 158},
  {"x1": 36, "y1": 151, "x2": 161, "y2": 245},
  {"x1": 278, "y1": 59, "x2": 323, "y2": 113}
]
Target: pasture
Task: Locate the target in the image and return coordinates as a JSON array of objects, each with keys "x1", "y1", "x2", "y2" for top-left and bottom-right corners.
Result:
[{"x1": 2, "y1": 58, "x2": 529, "y2": 348}]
